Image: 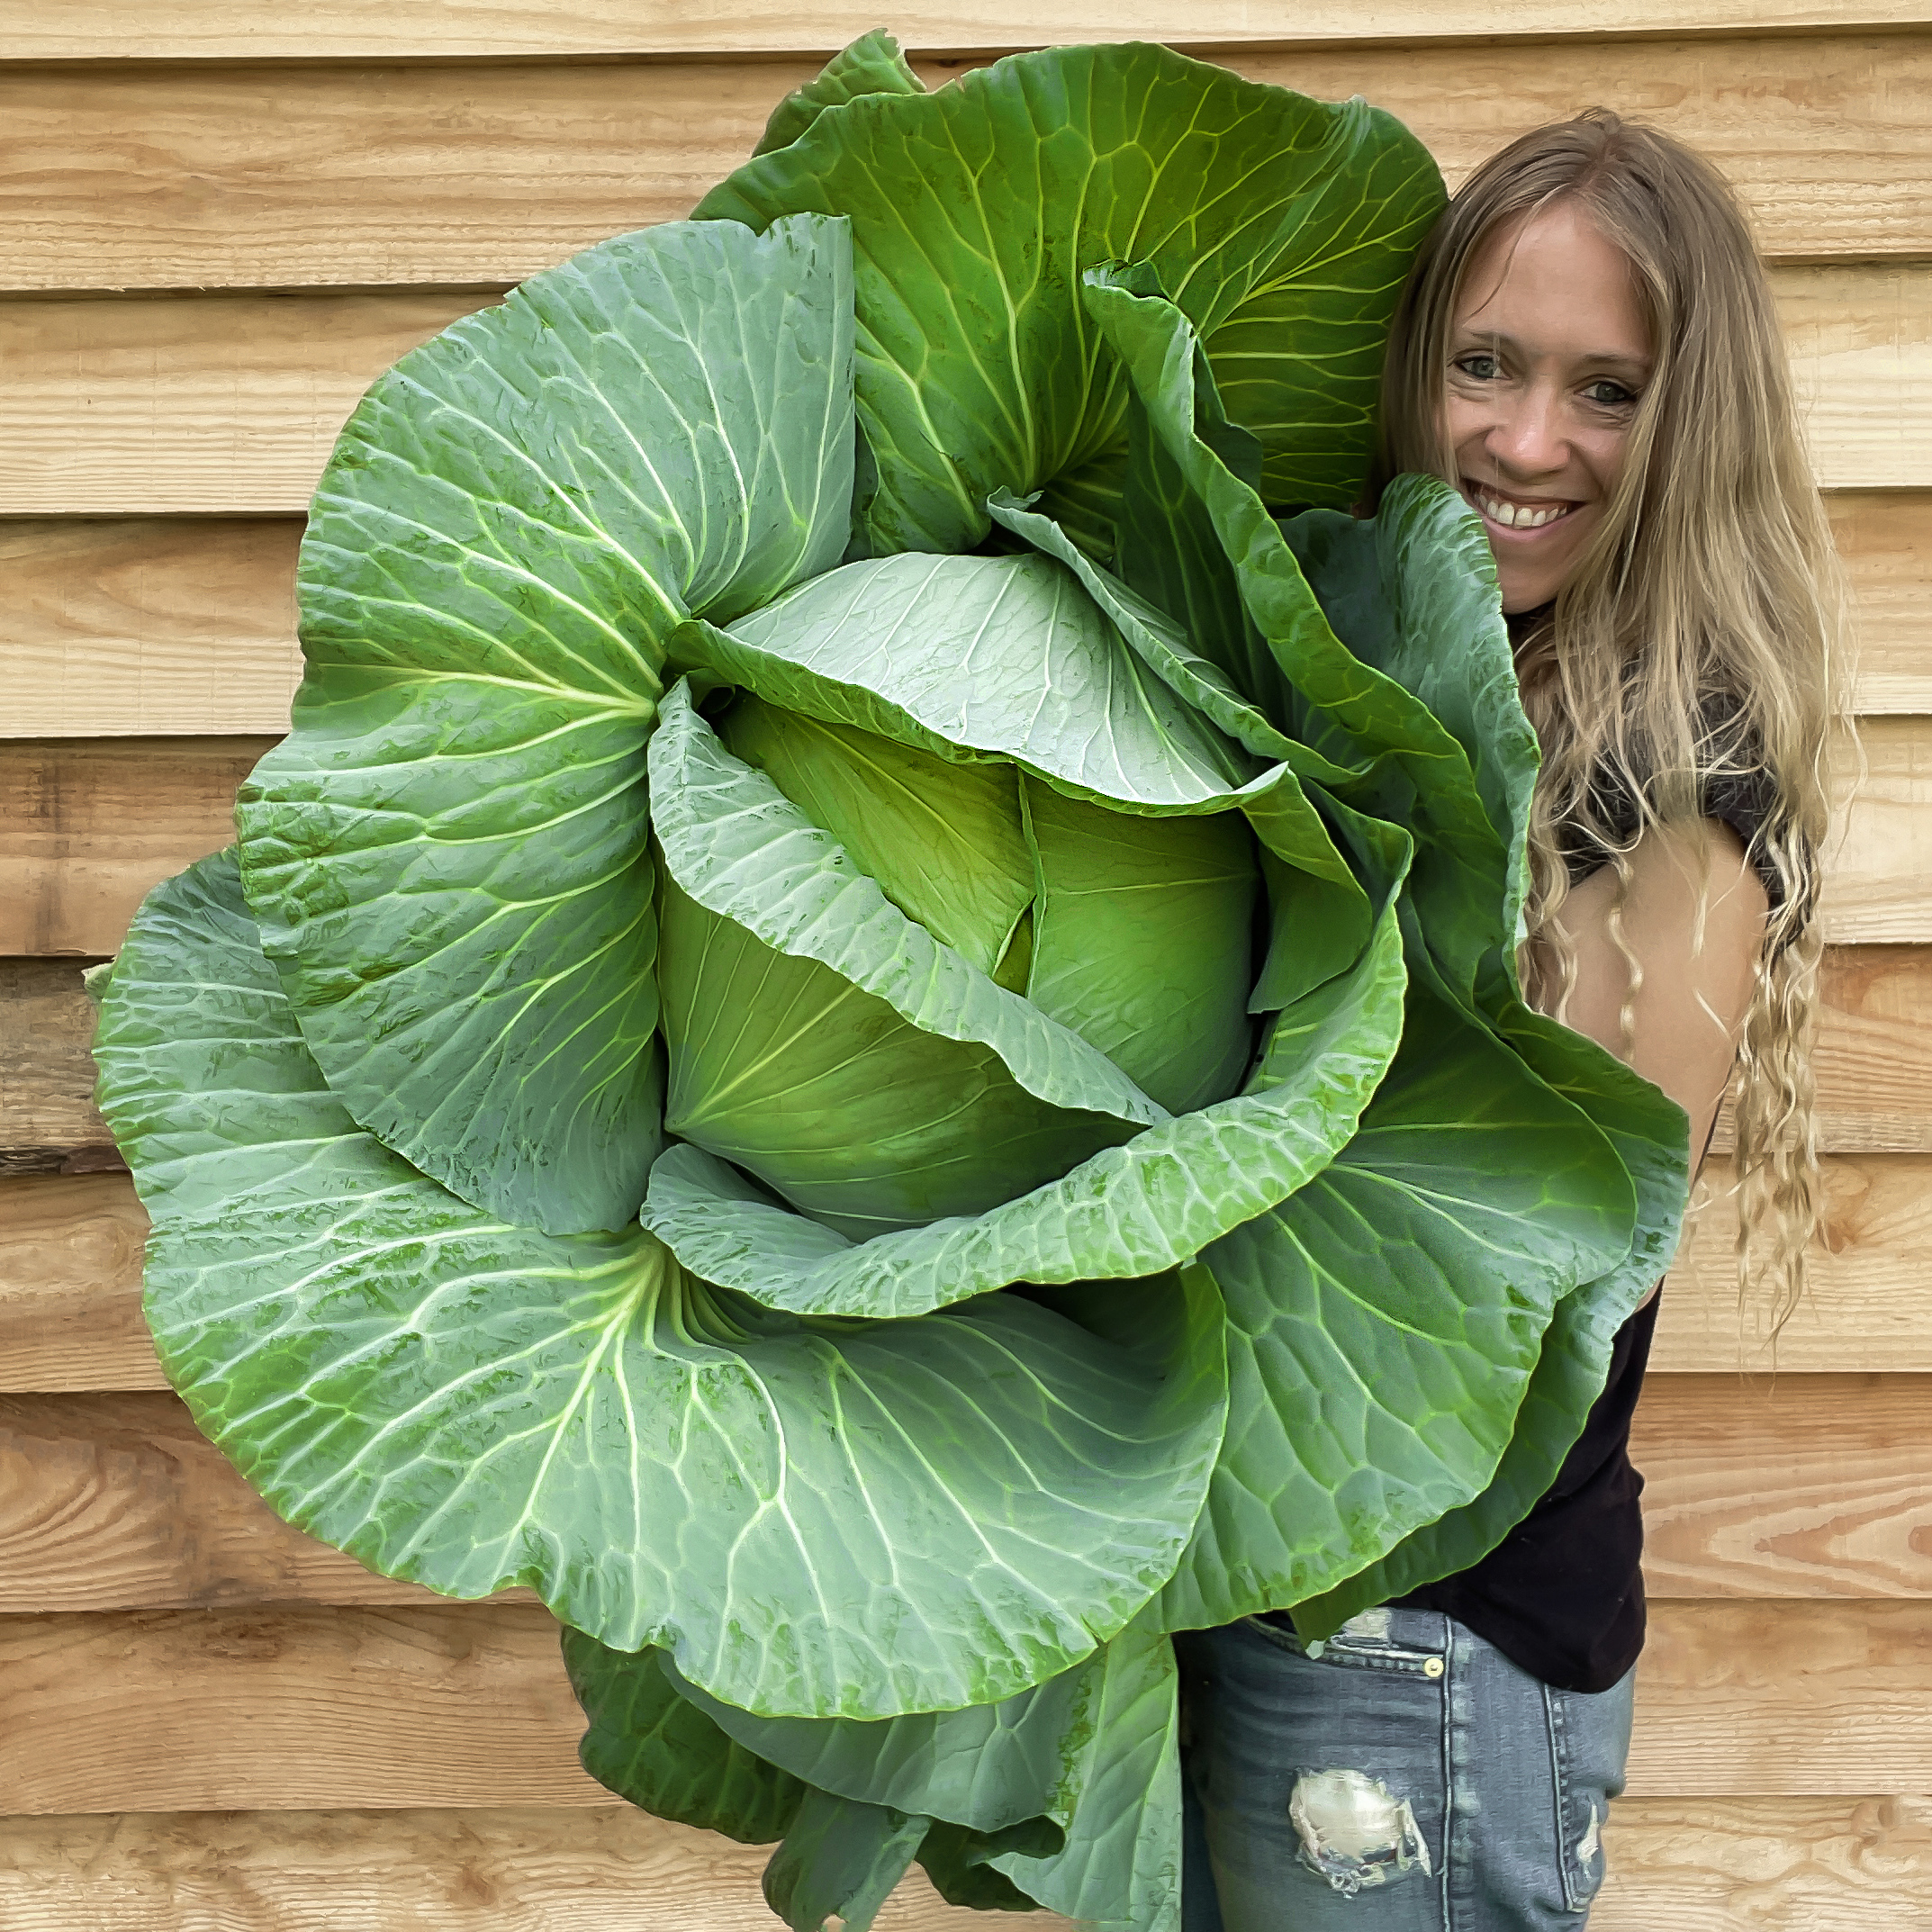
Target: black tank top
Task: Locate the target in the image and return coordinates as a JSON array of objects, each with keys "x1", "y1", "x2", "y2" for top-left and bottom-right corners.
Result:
[{"x1": 1391, "y1": 756, "x2": 1783, "y2": 1693}]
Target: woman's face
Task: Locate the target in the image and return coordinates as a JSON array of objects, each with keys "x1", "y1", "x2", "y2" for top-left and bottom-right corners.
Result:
[{"x1": 1445, "y1": 201, "x2": 1653, "y2": 614}]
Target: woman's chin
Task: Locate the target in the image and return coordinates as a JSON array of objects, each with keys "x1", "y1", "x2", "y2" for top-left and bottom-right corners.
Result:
[
  {"x1": 1486, "y1": 518, "x2": 1594, "y2": 614},
  {"x1": 1494, "y1": 545, "x2": 1579, "y2": 614},
  {"x1": 1499, "y1": 577, "x2": 1558, "y2": 616}
]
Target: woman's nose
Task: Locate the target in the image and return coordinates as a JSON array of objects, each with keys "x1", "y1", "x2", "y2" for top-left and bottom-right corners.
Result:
[{"x1": 1486, "y1": 386, "x2": 1566, "y2": 475}]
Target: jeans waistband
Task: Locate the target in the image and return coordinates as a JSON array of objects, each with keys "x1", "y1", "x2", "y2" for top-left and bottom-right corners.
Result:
[{"x1": 1263, "y1": 1605, "x2": 1449, "y2": 1653}]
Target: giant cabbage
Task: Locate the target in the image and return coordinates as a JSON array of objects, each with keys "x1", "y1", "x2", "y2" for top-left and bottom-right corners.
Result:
[{"x1": 89, "y1": 35, "x2": 1689, "y2": 1932}]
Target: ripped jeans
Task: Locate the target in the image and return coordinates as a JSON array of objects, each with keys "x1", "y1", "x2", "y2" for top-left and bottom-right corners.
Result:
[{"x1": 1175, "y1": 1607, "x2": 1634, "y2": 1930}]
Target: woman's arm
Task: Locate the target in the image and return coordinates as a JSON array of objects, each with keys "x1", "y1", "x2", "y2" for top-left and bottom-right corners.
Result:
[{"x1": 1539, "y1": 819, "x2": 1770, "y2": 1305}]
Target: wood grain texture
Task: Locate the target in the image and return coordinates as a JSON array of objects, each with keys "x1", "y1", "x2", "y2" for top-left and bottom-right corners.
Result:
[
  {"x1": 0, "y1": 961, "x2": 120, "y2": 1176},
  {"x1": 0, "y1": 519, "x2": 303, "y2": 738},
  {"x1": 0, "y1": 1805, "x2": 1040, "y2": 1931},
  {"x1": 0, "y1": 1176, "x2": 161, "y2": 1393},
  {"x1": 1783, "y1": 266, "x2": 1932, "y2": 492},
  {"x1": 0, "y1": 1801, "x2": 1923, "y2": 1932},
  {"x1": 0, "y1": 1377, "x2": 1922, "y2": 1614},
  {"x1": 8, "y1": 0, "x2": 1931, "y2": 59},
  {"x1": 1731, "y1": 943, "x2": 1932, "y2": 1152},
  {"x1": 0, "y1": 1599, "x2": 1923, "y2": 1810},
  {"x1": 1, "y1": 266, "x2": 1918, "y2": 517},
  {"x1": 1594, "y1": 1796, "x2": 1932, "y2": 1931},
  {"x1": 1630, "y1": 1599, "x2": 1932, "y2": 1795},
  {"x1": 6, "y1": 493, "x2": 1920, "y2": 737},
  {"x1": 1822, "y1": 716, "x2": 1932, "y2": 941},
  {"x1": 0, "y1": 1602, "x2": 606, "y2": 1812},
  {"x1": 0, "y1": 736, "x2": 274, "y2": 955},
  {"x1": 1633, "y1": 1375, "x2": 1932, "y2": 1599},
  {"x1": 1832, "y1": 492, "x2": 1932, "y2": 716},
  {"x1": 3, "y1": 37, "x2": 1930, "y2": 293},
  {"x1": 0, "y1": 1393, "x2": 444, "y2": 1612},
  {"x1": 1657, "y1": 1154, "x2": 1932, "y2": 1371},
  {"x1": 0, "y1": 292, "x2": 484, "y2": 519}
]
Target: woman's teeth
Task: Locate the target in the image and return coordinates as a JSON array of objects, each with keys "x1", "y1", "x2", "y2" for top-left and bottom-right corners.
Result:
[{"x1": 1475, "y1": 489, "x2": 1572, "y2": 530}]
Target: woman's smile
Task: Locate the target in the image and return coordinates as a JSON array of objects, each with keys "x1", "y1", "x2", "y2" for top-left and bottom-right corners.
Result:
[{"x1": 1463, "y1": 478, "x2": 1580, "y2": 535}]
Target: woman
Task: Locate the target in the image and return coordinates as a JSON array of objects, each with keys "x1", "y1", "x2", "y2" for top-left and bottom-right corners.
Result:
[{"x1": 1178, "y1": 110, "x2": 1840, "y2": 1929}]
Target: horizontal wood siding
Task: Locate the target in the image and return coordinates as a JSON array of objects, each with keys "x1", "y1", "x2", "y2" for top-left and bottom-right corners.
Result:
[
  {"x1": 8, "y1": 1, "x2": 1932, "y2": 59},
  {"x1": 0, "y1": 1800, "x2": 1923, "y2": 1931},
  {"x1": 1, "y1": 40, "x2": 1926, "y2": 293},
  {"x1": 0, "y1": 266, "x2": 1924, "y2": 517},
  {"x1": 4, "y1": 9, "x2": 1928, "y2": 1927},
  {"x1": 2, "y1": 730, "x2": 1928, "y2": 958},
  {"x1": 0, "y1": 1599, "x2": 1925, "y2": 1810},
  {"x1": 5, "y1": 490, "x2": 1924, "y2": 738},
  {"x1": 0, "y1": 1377, "x2": 1923, "y2": 1612}
]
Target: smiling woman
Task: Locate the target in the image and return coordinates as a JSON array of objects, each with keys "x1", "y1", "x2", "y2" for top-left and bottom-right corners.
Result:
[{"x1": 1178, "y1": 109, "x2": 1841, "y2": 1932}]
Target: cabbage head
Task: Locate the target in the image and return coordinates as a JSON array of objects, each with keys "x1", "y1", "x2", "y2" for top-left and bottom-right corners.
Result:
[{"x1": 89, "y1": 35, "x2": 1690, "y2": 1932}]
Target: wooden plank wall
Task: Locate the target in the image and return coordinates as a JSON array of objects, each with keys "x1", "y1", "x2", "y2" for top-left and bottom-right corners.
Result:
[{"x1": 2, "y1": 5, "x2": 1928, "y2": 1926}]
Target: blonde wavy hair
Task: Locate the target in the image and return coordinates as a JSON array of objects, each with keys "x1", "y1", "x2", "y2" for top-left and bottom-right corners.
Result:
[{"x1": 1373, "y1": 110, "x2": 1844, "y2": 1335}]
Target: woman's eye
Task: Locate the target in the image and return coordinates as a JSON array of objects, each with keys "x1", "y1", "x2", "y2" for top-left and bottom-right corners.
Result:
[
  {"x1": 1454, "y1": 354, "x2": 1499, "y2": 381},
  {"x1": 1583, "y1": 378, "x2": 1638, "y2": 408}
]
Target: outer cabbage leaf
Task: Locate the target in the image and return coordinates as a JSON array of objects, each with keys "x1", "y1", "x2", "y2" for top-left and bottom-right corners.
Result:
[
  {"x1": 916, "y1": 1826, "x2": 1044, "y2": 1913},
  {"x1": 696, "y1": 41, "x2": 1440, "y2": 550},
  {"x1": 98, "y1": 851, "x2": 1230, "y2": 1719},
  {"x1": 763, "y1": 1788, "x2": 934, "y2": 1932},
  {"x1": 652, "y1": 1627, "x2": 1183, "y2": 1932},
  {"x1": 1153, "y1": 986, "x2": 1637, "y2": 1632},
  {"x1": 754, "y1": 28, "x2": 925, "y2": 158},
  {"x1": 661, "y1": 1648, "x2": 1090, "y2": 1842},
  {"x1": 1289, "y1": 1007, "x2": 1689, "y2": 1637},
  {"x1": 1279, "y1": 480, "x2": 1541, "y2": 1007},
  {"x1": 236, "y1": 212, "x2": 856, "y2": 1236},
  {"x1": 566, "y1": 1639, "x2": 807, "y2": 1844},
  {"x1": 567, "y1": 1638, "x2": 941, "y2": 1932},
  {"x1": 565, "y1": 1631, "x2": 1061, "y2": 1925},
  {"x1": 988, "y1": 1630, "x2": 1183, "y2": 1932}
]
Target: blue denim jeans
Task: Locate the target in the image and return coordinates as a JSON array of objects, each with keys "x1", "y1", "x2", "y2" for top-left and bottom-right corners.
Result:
[{"x1": 1175, "y1": 1608, "x2": 1634, "y2": 1930}]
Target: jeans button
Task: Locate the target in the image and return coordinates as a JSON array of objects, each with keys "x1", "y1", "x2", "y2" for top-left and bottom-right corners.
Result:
[{"x1": 1422, "y1": 1657, "x2": 1445, "y2": 1678}]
